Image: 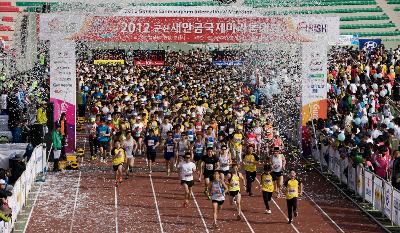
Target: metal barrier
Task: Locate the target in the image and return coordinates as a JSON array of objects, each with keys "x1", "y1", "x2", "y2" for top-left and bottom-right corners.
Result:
[
  {"x1": 311, "y1": 140, "x2": 400, "y2": 226},
  {"x1": 0, "y1": 144, "x2": 47, "y2": 233}
]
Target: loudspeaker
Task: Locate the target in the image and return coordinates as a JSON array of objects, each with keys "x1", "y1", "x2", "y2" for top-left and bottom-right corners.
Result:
[{"x1": 30, "y1": 124, "x2": 44, "y2": 147}]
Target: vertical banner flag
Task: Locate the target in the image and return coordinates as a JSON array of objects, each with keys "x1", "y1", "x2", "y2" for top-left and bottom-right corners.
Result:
[
  {"x1": 384, "y1": 181, "x2": 393, "y2": 220},
  {"x1": 392, "y1": 189, "x2": 400, "y2": 225},
  {"x1": 50, "y1": 40, "x2": 76, "y2": 153},
  {"x1": 364, "y1": 170, "x2": 374, "y2": 204},
  {"x1": 373, "y1": 176, "x2": 383, "y2": 211},
  {"x1": 356, "y1": 165, "x2": 364, "y2": 197},
  {"x1": 348, "y1": 166, "x2": 356, "y2": 192},
  {"x1": 301, "y1": 42, "x2": 328, "y2": 126}
]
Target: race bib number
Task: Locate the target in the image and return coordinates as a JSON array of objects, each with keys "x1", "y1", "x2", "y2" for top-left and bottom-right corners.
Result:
[
  {"x1": 167, "y1": 145, "x2": 174, "y2": 153},
  {"x1": 206, "y1": 164, "x2": 214, "y2": 170},
  {"x1": 264, "y1": 178, "x2": 272, "y2": 185},
  {"x1": 207, "y1": 141, "x2": 214, "y2": 148},
  {"x1": 289, "y1": 188, "x2": 296, "y2": 195},
  {"x1": 188, "y1": 134, "x2": 194, "y2": 141},
  {"x1": 196, "y1": 147, "x2": 203, "y2": 154},
  {"x1": 148, "y1": 140, "x2": 155, "y2": 146},
  {"x1": 231, "y1": 181, "x2": 239, "y2": 187}
]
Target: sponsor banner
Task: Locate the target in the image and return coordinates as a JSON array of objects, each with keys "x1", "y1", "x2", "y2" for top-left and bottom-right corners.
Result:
[
  {"x1": 134, "y1": 60, "x2": 164, "y2": 66},
  {"x1": 93, "y1": 59, "x2": 125, "y2": 65},
  {"x1": 364, "y1": 170, "x2": 374, "y2": 204},
  {"x1": 393, "y1": 189, "x2": 400, "y2": 225},
  {"x1": 39, "y1": 14, "x2": 339, "y2": 44},
  {"x1": 359, "y1": 39, "x2": 381, "y2": 50},
  {"x1": 130, "y1": 50, "x2": 165, "y2": 66},
  {"x1": 329, "y1": 35, "x2": 358, "y2": 46},
  {"x1": 356, "y1": 165, "x2": 364, "y2": 197},
  {"x1": 301, "y1": 42, "x2": 328, "y2": 125},
  {"x1": 373, "y1": 176, "x2": 383, "y2": 211},
  {"x1": 213, "y1": 50, "x2": 244, "y2": 66},
  {"x1": 50, "y1": 40, "x2": 76, "y2": 153},
  {"x1": 384, "y1": 181, "x2": 393, "y2": 220},
  {"x1": 348, "y1": 166, "x2": 356, "y2": 192},
  {"x1": 213, "y1": 60, "x2": 244, "y2": 66}
]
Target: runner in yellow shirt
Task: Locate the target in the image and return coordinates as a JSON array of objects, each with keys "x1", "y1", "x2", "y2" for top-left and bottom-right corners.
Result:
[
  {"x1": 260, "y1": 164, "x2": 274, "y2": 214},
  {"x1": 112, "y1": 140, "x2": 125, "y2": 187},
  {"x1": 243, "y1": 145, "x2": 258, "y2": 196},
  {"x1": 226, "y1": 163, "x2": 246, "y2": 220},
  {"x1": 284, "y1": 169, "x2": 303, "y2": 224},
  {"x1": 232, "y1": 127, "x2": 243, "y2": 163}
]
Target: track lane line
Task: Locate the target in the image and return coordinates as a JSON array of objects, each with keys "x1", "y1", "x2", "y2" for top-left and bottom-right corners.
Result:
[
  {"x1": 191, "y1": 191, "x2": 210, "y2": 233},
  {"x1": 69, "y1": 171, "x2": 82, "y2": 233},
  {"x1": 115, "y1": 186, "x2": 119, "y2": 233},
  {"x1": 255, "y1": 178, "x2": 300, "y2": 233},
  {"x1": 240, "y1": 210, "x2": 255, "y2": 233},
  {"x1": 23, "y1": 182, "x2": 43, "y2": 233},
  {"x1": 149, "y1": 174, "x2": 165, "y2": 233},
  {"x1": 303, "y1": 191, "x2": 345, "y2": 233}
]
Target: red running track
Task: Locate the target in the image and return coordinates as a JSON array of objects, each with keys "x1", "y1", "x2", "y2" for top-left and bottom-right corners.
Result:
[{"x1": 24, "y1": 157, "x2": 387, "y2": 233}]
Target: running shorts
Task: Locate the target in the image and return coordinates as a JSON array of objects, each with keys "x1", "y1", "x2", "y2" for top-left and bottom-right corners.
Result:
[
  {"x1": 229, "y1": 190, "x2": 239, "y2": 197},
  {"x1": 194, "y1": 154, "x2": 202, "y2": 162},
  {"x1": 98, "y1": 141, "x2": 109, "y2": 150},
  {"x1": 219, "y1": 170, "x2": 229, "y2": 177},
  {"x1": 181, "y1": 180, "x2": 194, "y2": 187},
  {"x1": 271, "y1": 171, "x2": 283, "y2": 181},
  {"x1": 203, "y1": 172, "x2": 214, "y2": 181},
  {"x1": 147, "y1": 151, "x2": 156, "y2": 162},
  {"x1": 212, "y1": 200, "x2": 224, "y2": 206},
  {"x1": 113, "y1": 163, "x2": 124, "y2": 171},
  {"x1": 164, "y1": 153, "x2": 174, "y2": 161}
]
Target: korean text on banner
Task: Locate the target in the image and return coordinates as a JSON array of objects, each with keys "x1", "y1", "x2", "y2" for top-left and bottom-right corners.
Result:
[
  {"x1": 356, "y1": 165, "x2": 364, "y2": 197},
  {"x1": 39, "y1": 13, "x2": 339, "y2": 44},
  {"x1": 384, "y1": 181, "x2": 393, "y2": 220},
  {"x1": 373, "y1": 176, "x2": 383, "y2": 211},
  {"x1": 364, "y1": 170, "x2": 374, "y2": 204},
  {"x1": 50, "y1": 40, "x2": 76, "y2": 153},
  {"x1": 348, "y1": 166, "x2": 356, "y2": 192},
  {"x1": 392, "y1": 189, "x2": 400, "y2": 225},
  {"x1": 301, "y1": 42, "x2": 328, "y2": 126}
]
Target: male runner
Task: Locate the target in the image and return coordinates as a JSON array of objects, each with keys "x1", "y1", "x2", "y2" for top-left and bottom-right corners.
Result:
[{"x1": 178, "y1": 152, "x2": 196, "y2": 208}]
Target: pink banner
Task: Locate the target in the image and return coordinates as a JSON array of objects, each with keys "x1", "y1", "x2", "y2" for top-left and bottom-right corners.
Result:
[{"x1": 51, "y1": 98, "x2": 75, "y2": 153}]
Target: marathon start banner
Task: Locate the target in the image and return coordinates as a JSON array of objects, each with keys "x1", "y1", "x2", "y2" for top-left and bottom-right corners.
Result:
[{"x1": 39, "y1": 13, "x2": 339, "y2": 44}]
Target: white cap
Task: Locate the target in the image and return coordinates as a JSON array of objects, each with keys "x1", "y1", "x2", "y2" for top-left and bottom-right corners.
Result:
[{"x1": 0, "y1": 179, "x2": 5, "y2": 185}]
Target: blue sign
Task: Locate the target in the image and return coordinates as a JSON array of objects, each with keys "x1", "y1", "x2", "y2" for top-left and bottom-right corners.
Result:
[
  {"x1": 213, "y1": 60, "x2": 244, "y2": 66},
  {"x1": 359, "y1": 39, "x2": 381, "y2": 50}
]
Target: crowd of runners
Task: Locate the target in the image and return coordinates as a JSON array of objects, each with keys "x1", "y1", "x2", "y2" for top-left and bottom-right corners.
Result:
[{"x1": 77, "y1": 48, "x2": 303, "y2": 227}]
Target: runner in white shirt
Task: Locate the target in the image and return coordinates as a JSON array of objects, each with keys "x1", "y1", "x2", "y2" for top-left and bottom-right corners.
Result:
[
  {"x1": 271, "y1": 147, "x2": 286, "y2": 198},
  {"x1": 160, "y1": 117, "x2": 173, "y2": 142},
  {"x1": 178, "y1": 152, "x2": 196, "y2": 208},
  {"x1": 254, "y1": 121, "x2": 263, "y2": 157}
]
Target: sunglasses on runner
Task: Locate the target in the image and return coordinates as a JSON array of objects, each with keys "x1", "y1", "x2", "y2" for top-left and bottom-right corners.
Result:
[{"x1": 185, "y1": 156, "x2": 191, "y2": 159}]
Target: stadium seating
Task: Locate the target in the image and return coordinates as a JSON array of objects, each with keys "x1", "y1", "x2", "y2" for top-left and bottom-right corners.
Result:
[
  {"x1": 340, "y1": 23, "x2": 396, "y2": 29},
  {"x1": 245, "y1": 0, "x2": 377, "y2": 8},
  {"x1": 340, "y1": 15, "x2": 390, "y2": 21},
  {"x1": 7, "y1": 0, "x2": 400, "y2": 40}
]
